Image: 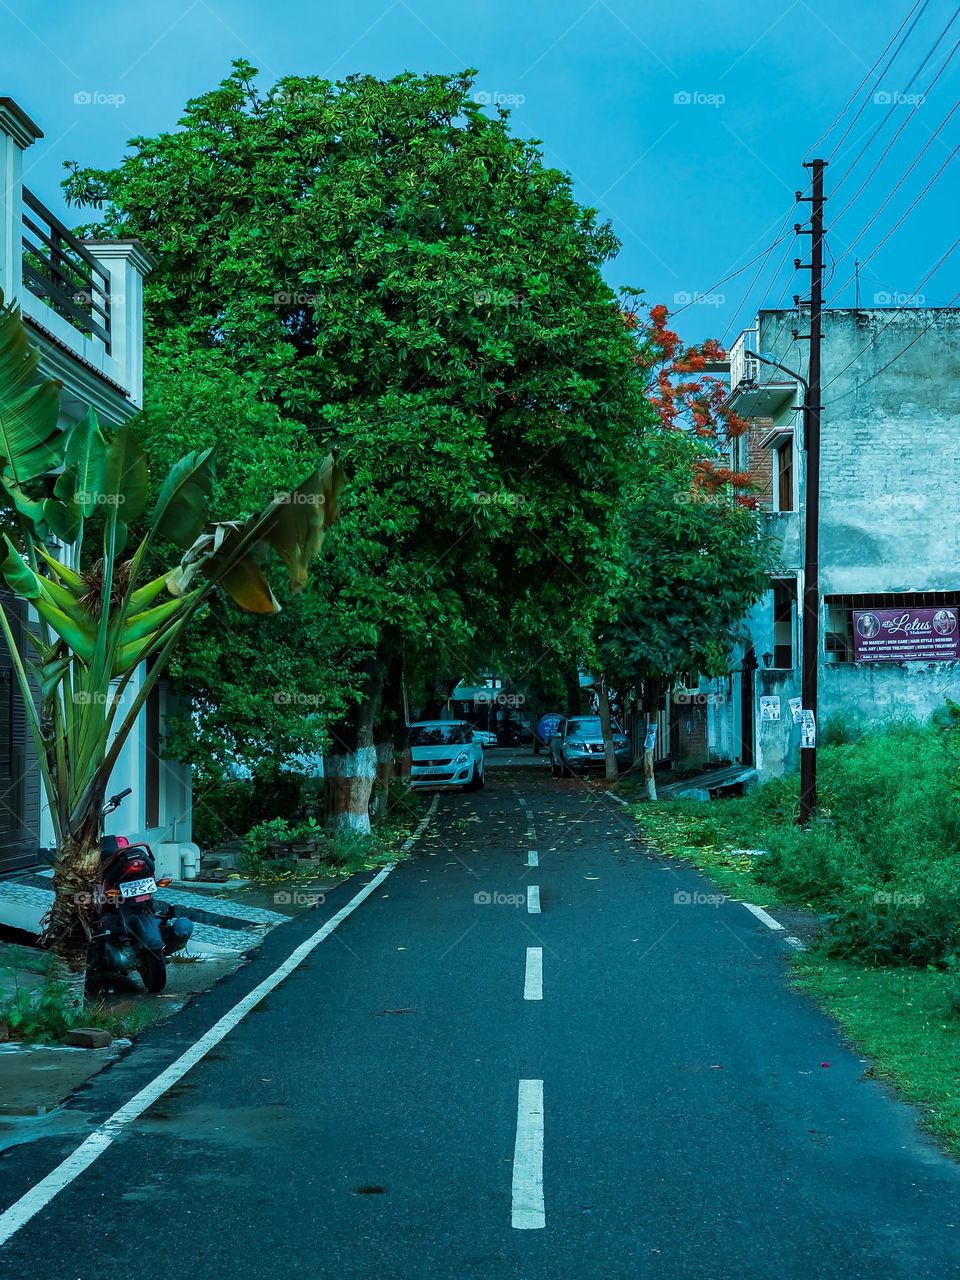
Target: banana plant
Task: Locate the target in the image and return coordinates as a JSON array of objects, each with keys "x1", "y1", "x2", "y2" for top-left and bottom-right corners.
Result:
[{"x1": 0, "y1": 296, "x2": 344, "y2": 997}]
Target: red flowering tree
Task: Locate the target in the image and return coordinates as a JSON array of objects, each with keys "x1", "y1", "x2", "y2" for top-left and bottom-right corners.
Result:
[
  {"x1": 587, "y1": 301, "x2": 771, "y2": 792},
  {"x1": 628, "y1": 301, "x2": 757, "y2": 508}
]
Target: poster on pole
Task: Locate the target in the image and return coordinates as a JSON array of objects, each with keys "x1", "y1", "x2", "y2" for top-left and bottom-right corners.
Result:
[
  {"x1": 788, "y1": 697, "x2": 803, "y2": 724},
  {"x1": 759, "y1": 696, "x2": 781, "y2": 722},
  {"x1": 643, "y1": 724, "x2": 658, "y2": 752},
  {"x1": 799, "y1": 709, "x2": 816, "y2": 748}
]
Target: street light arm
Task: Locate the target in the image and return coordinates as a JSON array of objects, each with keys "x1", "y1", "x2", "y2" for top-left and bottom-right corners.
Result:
[{"x1": 744, "y1": 349, "x2": 809, "y2": 396}]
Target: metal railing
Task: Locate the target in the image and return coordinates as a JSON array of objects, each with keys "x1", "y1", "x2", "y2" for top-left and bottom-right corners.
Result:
[
  {"x1": 729, "y1": 328, "x2": 759, "y2": 390},
  {"x1": 21, "y1": 187, "x2": 111, "y2": 351}
]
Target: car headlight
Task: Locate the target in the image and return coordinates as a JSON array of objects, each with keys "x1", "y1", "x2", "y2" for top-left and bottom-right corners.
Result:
[{"x1": 455, "y1": 750, "x2": 471, "y2": 763}]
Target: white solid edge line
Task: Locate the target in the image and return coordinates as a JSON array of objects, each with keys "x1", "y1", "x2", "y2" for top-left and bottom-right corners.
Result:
[
  {"x1": 527, "y1": 884, "x2": 541, "y2": 914},
  {"x1": 743, "y1": 902, "x2": 785, "y2": 931},
  {"x1": 524, "y1": 947, "x2": 543, "y2": 1001},
  {"x1": 511, "y1": 1079, "x2": 545, "y2": 1229},
  {"x1": 526, "y1": 850, "x2": 538, "y2": 867},
  {"x1": 0, "y1": 796, "x2": 439, "y2": 1250}
]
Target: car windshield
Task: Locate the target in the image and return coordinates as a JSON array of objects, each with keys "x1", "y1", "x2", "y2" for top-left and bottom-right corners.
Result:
[
  {"x1": 408, "y1": 724, "x2": 470, "y2": 746},
  {"x1": 567, "y1": 718, "x2": 624, "y2": 737},
  {"x1": 567, "y1": 718, "x2": 602, "y2": 737}
]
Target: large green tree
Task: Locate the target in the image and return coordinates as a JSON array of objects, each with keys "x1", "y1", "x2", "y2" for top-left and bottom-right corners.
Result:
[
  {"x1": 65, "y1": 62, "x2": 647, "y2": 829},
  {"x1": 597, "y1": 426, "x2": 772, "y2": 795}
]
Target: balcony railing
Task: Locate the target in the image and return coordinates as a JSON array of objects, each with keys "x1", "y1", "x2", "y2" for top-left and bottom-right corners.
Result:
[
  {"x1": 729, "y1": 328, "x2": 759, "y2": 390},
  {"x1": 21, "y1": 187, "x2": 111, "y2": 352}
]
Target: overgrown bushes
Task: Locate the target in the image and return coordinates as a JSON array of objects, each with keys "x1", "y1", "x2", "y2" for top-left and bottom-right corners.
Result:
[
  {"x1": 641, "y1": 713, "x2": 960, "y2": 968},
  {"x1": 191, "y1": 763, "x2": 320, "y2": 849}
]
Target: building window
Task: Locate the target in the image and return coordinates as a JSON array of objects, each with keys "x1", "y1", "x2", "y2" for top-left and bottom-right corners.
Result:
[
  {"x1": 824, "y1": 590, "x2": 960, "y2": 663},
  {"x1": 776, "y1": 437, "x2": 794, "y2": 512},
  {"x1": 772, "y1": 578, "x2": 797, "y2": 668}
]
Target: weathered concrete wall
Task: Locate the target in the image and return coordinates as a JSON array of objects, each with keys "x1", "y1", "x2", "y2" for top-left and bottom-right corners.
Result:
[
  {"x1": 722, "y1": 308, "x2": 960, "y2": 781},
  {"x1": 820, "y1": 661, "x2": 960, "y2": 727},
  {"x1": 760, "y1": 308, "x2": 960, "y2": 593}
]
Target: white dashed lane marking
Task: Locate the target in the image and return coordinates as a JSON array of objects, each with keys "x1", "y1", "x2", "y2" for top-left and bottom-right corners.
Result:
[
  {"x1": 524, "y1": 947, "x2": 543, "y2": 1000},
  {"x1": 511, "y1": 1079, "x2": 545, "y2": 1229}
]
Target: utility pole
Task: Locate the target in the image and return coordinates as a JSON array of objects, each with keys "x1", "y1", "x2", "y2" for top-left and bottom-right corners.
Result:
[{"x1": 796, "y1": 158, "x2": 826, "y2": 826}]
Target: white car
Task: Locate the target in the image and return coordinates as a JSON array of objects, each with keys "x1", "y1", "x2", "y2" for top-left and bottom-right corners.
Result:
[
  {"x1": 408, "y1": 720, "x2": 485, "y2": 790},
  {"x1": 470, "y1": 726, "x2": 498, "y2": 748}
]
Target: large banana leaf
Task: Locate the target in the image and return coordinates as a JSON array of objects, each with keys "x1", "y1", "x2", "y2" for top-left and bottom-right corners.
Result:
[
  {"x1": 97, "y1": 425, "x2": 149, "y2": 525},
  {"x1": 152, "y1": 446, "x2": 216, "y2": 549},
  {"x1": 0, "y1": 296, "x2": 65, "y2": 485},
  {"x1": 263, "y1": 454, "x2": 346, "y2": 591},
  {"x1": 166, "y1": 455, "x2": 345, "y2": 612},
  {"x1": 63, "y1": 406, "x2": 107, "y2": 519}
]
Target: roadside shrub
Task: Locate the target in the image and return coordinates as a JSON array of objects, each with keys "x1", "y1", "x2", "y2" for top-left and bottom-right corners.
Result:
[
  {"x1": 823, "y1": 866, "x2": 960, "y2": 967},
  {"x1": 0, "y1": 981, "x2": 163, "y2": 1042},
  {"x1": 653, "y1": 715, "x2": 960, "y2": 967},
  {"x1": 192, "y1": 765, "x2": 318, "y2": 849}
]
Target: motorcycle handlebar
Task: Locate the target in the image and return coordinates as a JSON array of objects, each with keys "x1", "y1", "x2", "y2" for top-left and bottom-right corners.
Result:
[{"x1": 102, "y1": 787, "x2": 133, "y2": 816}]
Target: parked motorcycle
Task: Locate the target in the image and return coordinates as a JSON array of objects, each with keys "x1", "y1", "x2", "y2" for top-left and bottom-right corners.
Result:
[{"x1": 87, "y1": 788, "x2": 194, "y2": 993}]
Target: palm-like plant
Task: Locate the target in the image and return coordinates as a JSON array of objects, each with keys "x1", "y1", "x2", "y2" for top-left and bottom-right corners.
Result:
[{"x1": 0, "y1": 297, "x2": 344, "y2": 999}]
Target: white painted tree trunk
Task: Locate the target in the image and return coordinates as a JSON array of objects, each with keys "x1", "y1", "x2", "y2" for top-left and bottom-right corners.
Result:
[
  {"x1": 644, "y1": 717, "x2": 658, "y2": 802},
  {"x1": 324, "y1": 746, "x2": 378, "y2": 835}
]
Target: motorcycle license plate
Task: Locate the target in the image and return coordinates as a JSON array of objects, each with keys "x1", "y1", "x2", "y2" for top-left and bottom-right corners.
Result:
[{"x1": 118, "y1": 877, "x2": 157, "y2": 899}]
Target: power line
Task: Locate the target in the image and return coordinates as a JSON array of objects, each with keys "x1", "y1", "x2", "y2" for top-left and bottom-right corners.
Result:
[
  {"x1": 830, "y1": 6, "x2": 960, "y2": 191},
  {"x1": 807, "y1": 0, "x2": 929, "y2": 158},
  {"x1": 669, "y1": 224, "x2": 797, "y2": 318},
  {"x1": 831, "y1": 93, "x2": 960, "y2": 234},
  {"x1": 823, "y1": 0, "x2": 933, "y2": 161},
  {"x1": 826, "y1": 132, "x2": 960, "y2": 303},
  {"x1": 820, "y1": 236, "x2": 960, "y2": 393},
  {"x1": 720, "y1": 204, "x2": 799, "y2": 346}
]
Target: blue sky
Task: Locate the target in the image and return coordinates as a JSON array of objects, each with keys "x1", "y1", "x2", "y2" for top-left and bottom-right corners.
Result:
[{"x1": 4, "y1": 0, "x2": 959, "y2": 347}]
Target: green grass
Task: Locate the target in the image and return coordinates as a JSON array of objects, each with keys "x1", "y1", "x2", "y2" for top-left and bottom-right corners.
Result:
[
  {"x1": 0, "y1": 979, "x2": 165, "y2": 1044},
  {"x1": 0, "y1": 943, "x2": 56, "y2": 977},
  {"x1": 791, "y1": 955, "x2": 960, "y2": 1157},
  {"x1": 636, "y1": 800, "x2": 790, "y2": 905}
]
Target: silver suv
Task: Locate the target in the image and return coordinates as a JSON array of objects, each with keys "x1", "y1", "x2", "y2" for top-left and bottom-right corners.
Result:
[{"x1": 549, "y1": 715, "x2": 632, "y2": 777}]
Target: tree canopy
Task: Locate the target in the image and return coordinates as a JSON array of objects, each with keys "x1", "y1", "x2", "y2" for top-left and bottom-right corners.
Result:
[{"x1": 66, "y1": 62, "x2": 650, "y2": 768}]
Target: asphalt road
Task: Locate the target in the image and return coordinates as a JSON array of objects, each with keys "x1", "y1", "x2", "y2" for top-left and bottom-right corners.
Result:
[{"x1": 2, "y1": 757, "x2": 960, "y2": 1279}]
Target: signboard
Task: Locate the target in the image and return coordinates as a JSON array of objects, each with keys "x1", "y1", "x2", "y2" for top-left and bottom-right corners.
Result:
[
  {"x1": 759, "y1": 695, "x2": 781, "y2": 722},
  {"x1": 536, "y1": 714, "x2": 563, "y2": 743},
  {"x1": 852, "y1": 607, "x2": 960, "y2": 662},
  {"x1": 788, "y1": 697, "x2": 803, "y2": 724},
  {"x1": 799, "y1": 709, "x2": 816, "y2": 748}
]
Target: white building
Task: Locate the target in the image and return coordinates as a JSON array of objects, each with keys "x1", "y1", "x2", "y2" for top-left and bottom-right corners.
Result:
[{"x1": 0, "y1": 97, "x2": 196, "y2": 878}]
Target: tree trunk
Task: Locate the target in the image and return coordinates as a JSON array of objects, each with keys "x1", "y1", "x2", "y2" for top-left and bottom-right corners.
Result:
[
  {"x1": 597, "y1": 676, "x2": 619, "y2": 782},
  {"x1": 643, "y1": 679, "x2": 661, "y2": 802},
  {"x1": 371, "y1": 652, "x2": 414, "y2": 823},
  {"x1": 563, "y1": 669, "x2": 581, "y2": 716},
  {"x1": 370, "y1": 740, "x2": 394, "y2": 822},
  {"x1": 43, "y1": 806, "x2": 104, "y2": 1009},
  {"x1": 324, "y1": 657, "x2": 383, "y2": 836}
]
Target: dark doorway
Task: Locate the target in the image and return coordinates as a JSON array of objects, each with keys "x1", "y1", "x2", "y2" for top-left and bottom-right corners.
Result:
[
  {"x1": 0, "y1": 593, "x2": 40, "y2": 875},
  {"x1": 740, "y1": 648, "x2": 757, "y2": 767}
]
